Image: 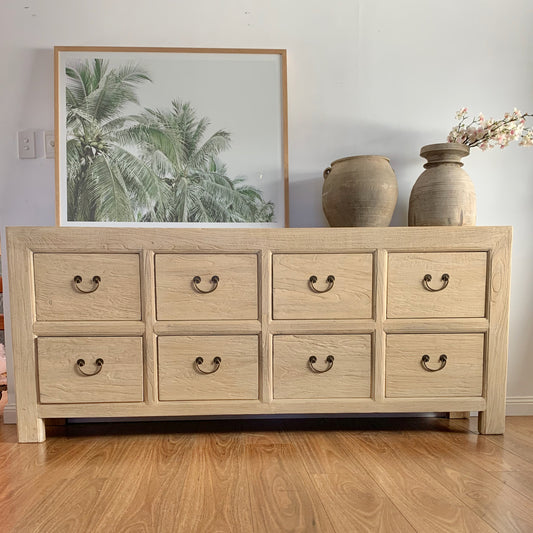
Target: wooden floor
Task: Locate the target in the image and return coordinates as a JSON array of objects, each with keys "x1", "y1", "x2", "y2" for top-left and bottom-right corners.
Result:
[{"x1": 1, "y1": 416, "x2": 533, "y2": 532}]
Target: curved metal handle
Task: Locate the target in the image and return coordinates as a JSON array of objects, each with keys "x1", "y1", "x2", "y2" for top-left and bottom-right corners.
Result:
[
  {"x1": 422, "y1": 273, "x2": 449, "y2": 292},
  {"x1": 76, "y1": 358, "x2": 104, "y2": 376},
  {"x1": 308, "y1": 355, "x2": 335, "y2": 373},
  {"x1": 308, "y1": 275, "x2": 335, "y2": 293},
  {"x1": 421, "y1": 354, "x2": 447, "y2": 372},
  {"x1": 194, "y1": 356, "x2": 222, "y2": 375},
  {"x1": 73, "y1": 275, "x2": 101, "y2": 294},
  {"x1": 192, "y1": 275, "x2": 220, "y2": 294}
]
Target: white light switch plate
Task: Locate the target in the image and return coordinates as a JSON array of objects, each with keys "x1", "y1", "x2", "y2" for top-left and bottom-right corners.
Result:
[
  {"x1": 18, "y1": 130, "x2": 36, "y2": 159},
  {"x1": 44, "y1": 130, "x2": 55, "y2": 158}
]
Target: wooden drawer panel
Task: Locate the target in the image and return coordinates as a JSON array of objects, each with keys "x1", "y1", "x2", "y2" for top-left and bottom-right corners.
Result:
[
  {"x1": 37, "y1": 337, "x2": 143, "y2": 404},
  {"x1": 273, "y1": 335, "x2": 371, "y2": 399},
  {"x1": 272, "y1": 254, "x2": 373, "y2": 319},
  {"x1": 34, "y1": 253, "x2": 141, "y2": 321},
  {"x1": 386, "y1": 334, "x2": 484, "y2": 398},
  {"x1": 155, "y1": 254, "x2": 258, "y2": 320},
  {"x1": 387, "y1": 252, "x2": 487, "y2": 318},
  {"x1": 158, "y1": 335, "x2": 258, "y2": 400}
]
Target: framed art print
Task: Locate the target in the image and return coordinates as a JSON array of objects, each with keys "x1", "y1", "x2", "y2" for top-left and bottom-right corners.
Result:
[{"x1": 55, "y1": 47, "x2": 288, "y2": 227}]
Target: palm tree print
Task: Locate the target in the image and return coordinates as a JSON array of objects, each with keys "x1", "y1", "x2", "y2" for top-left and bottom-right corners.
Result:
[
  {"x1": 65, "y1": 59, "x2": 170, "y2": 222},
  {"x1": 65, "y1": 60, "x2": 275, "y2": 223},
  {"x1": 121, "y1": 100, "x2": 274, "y2": 222}
]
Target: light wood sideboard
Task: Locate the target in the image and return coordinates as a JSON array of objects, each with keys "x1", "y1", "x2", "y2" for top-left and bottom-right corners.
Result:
[{"x1": 6, "y1": 226, "x2": 512, "y2": 442}]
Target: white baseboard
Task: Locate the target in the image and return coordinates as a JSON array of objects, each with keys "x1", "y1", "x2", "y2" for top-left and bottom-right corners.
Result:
[
  {"x1": 506, "y1": 397, "x2": 533, "y2": 416},
  {"x1": 3, "y1": 398, "x2": 532, "y2": 426},
  {"x1": 2, "y1": 404, "x2": 17, "y2": 424}
]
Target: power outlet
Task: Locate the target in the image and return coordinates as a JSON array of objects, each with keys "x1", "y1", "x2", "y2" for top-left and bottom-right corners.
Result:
[
  {"x1": 44, "y1": 130, "x2": 55, "y2": 158},
  {"x1": 18, "y1": 130, "x2": 36, "y2": 159}
]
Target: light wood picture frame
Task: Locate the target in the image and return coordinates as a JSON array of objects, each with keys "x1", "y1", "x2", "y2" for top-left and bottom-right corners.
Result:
[{"x1": 54, "y1": 47, "x2": 289, "y2": 227}]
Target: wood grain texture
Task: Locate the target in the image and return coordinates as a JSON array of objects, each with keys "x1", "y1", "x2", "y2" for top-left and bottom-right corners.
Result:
[
  {"x1": 37, "y1": 337, "x2": 144, "y2": 403},
  {"x1": 374, "y1": 249, "x2": 388, "y2": 401},
  {"x1": 142, "y1": 250, "x2": 158, "y2": 405},
  {"x1": 34, "y1": 253, "x2": 141, "y2": 321},
  {"x1": 390, "y1": 431, "x2": 533, "y2": 532},
  {"x1": 387, "y1": 251, "x2": 487, "y2": 318},
  {"x1": 244, "y1": 432, "x2": 336, "y2": 532},
  {"x1": 36, "y1": 396, "x2": 486, "y2": 420},
  {"x1": 3, "y1": 416, "x2": 533, "y2": 532},
  {"x1": 273, "y1": 253, "x2": 373, "y2": 319},
  {"x1": 33, "y1": 320, "x2": 145, "y2": 337},
  {"x1": 386, "y1": 334, "x2": 484, "y2": 397},
  {"x1": 384, "y1": 317, "x2": 488, "y2": 333},
  {"x1": 260, "y1": 249, "x2": 274, "y2": 403},
  {"x1": 460, "y1": 416, "x2": 533, "y2": 465},
  {"x1": 155, "y1": 253, "x2": 258, "y2": 320},
  {"x1": 479, "y1": 235, "x2": 512, "y2": 435},
  {"x1": 158, "y1": 335, "x2": 259, "y2": 400},
  {"x1": 6, "y1": 225, "x2": 510, "y2": 252},
  {"x1": 287, "y1": 429, "x2": 416, "y2": 532},
  {"x1": 176, "y1": 432, "x2": 256, "y2": 532},
  {"x1": 153, "y1": 320, "x2": 261, "y2": 335},
  {"x1": 6, "y1": 226, "x2": 512, "y2": 441},
  {"x1": 274, "y1": 334, "x2": 371, "y2": 399},
  {"x1": 334, "y1": 431, "x2": 497, "y2": 532},
  {"x1": 6, "y1": 242, "x2": 45, "y2": 442}
]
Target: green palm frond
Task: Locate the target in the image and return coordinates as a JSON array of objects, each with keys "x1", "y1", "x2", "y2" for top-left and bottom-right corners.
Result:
[
  {"x1": 90, "y1": 156, "x2": 134, "y2": 221},
  {"x1": 112, "y1": 145, "x2": 172, "y2": 221},
  {"x1": 65, "y1": 59, "x2": 157, "y2": 221}
]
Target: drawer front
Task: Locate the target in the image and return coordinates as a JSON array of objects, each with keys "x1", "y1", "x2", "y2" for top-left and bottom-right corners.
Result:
[
  {"x1": 272, "y1": 254, "x2": 373, "y2": 319},
  {"x1": 273, "y1": 335, "x2": 371, "y2": 399},
  {"x1": 386, "y1": 334, "x2": 484, "y2": 398},
  {"x1": 34, "y1": 253, "x2": 141, "y2": 321},
  {"x1": 155, "y1": 254, "x2": 258, "y2": 320},
  {"x1": 158, "y1": 335, "x2": 258, "y2": 400},
  {"x1": 37, "y1": 337, "x2": 144, "y2": 404},
  {"x1": 387, "y1": 252, "x2": 487, "y2": 318}
]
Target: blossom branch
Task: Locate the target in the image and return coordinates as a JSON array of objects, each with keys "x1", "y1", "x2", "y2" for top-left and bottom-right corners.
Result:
[{"x1": 448, "y1": 108, "x2": 533, "y2": 150}]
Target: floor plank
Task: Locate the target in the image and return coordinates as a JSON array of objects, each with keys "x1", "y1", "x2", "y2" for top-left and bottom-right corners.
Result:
[
  {"x1": 172, "y1": 431, "x2": 255, "y2": 533},
  {"x1": 457, "y1": 417, "x2": 533, "y2": 465},
  {"x1": 287, "y1": 430, "x2": 415, "y2": 531},
  {"x1": 1, "y1": 417, "x2": 533, "y2": 533},
  {"x1": 334, "y1": 430, "x2": 498, "y2": 532},
  {"x1": 390, "y1": 431, "x2": 533, "y2": 532},
  {"x1": 245, "y1": 430, "x2": 336, "y2": 533}
]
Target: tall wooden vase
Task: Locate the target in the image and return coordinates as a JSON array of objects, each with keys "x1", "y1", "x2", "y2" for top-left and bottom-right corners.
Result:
[
  {"x1": 322, "y1": 155, "x2": 398, "y2": 227},
  {"x1": 408, "y1": 143, "x2": 476, "y2": 226}
]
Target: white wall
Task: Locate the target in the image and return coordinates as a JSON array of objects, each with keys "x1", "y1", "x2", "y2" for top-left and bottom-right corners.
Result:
[{"x1": 1, "y1": 0, "x2": 532, "y2": 416}]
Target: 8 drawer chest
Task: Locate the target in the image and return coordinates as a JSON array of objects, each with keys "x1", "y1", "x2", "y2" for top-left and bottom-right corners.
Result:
[{"x1": 7, "y1": 226, "x2": 512, "y2": 442}]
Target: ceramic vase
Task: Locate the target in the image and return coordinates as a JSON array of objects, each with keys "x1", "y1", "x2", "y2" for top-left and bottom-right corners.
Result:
[
  {"x1": 408, "y1": 143, "x2": 476, "y2": 226},
  {"x1": 322, "y1": 155, "x2": 398, "y2": 227}
]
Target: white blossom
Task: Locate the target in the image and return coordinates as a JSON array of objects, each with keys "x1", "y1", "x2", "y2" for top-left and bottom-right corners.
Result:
[{"x1": 448, "y1": 108, "x2": 533, "y2": 150}]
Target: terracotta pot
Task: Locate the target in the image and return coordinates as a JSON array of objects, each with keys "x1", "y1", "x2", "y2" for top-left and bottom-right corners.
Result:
[
  {"x1": 322, "y1": 155, "x2": 398, "y2": 227},
  {"x1": 408, "y1": 143, "x2": 476, "y2": 226}
]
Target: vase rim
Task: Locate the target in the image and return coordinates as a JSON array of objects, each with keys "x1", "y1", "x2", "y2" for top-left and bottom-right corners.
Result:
[
  {"x1": 330, "y1": 155, "x2": 390, "y2": 165},
  {"x1": 420, "y1": 142, "x2": 470, "y2": 156}
]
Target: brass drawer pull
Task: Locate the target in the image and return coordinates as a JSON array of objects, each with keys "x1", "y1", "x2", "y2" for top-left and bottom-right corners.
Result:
[
  {"x1": 192, "y1": 275, "x2": 220, "y2": 294},
  {"x1": 73, "y1": 275, "x2": 101, "y2": 294},
  {"x1": 76, "y1": 358, "x2": 104, "y2": 376},
  {"x1": 421, "y1": 354, "x2": 447, "y2": 372},
  {"x1": 194, "y1": 356, "x2": 222, "y2": 374},
  {"x1": 308, "y1": 275, "x2": 335, "y2": 293},
  {"x1": 422, "y1": 273, "x2": 449, "y2": 292},
  {"x1": 308, "y1": 355, "x2": 335, "y2": 373}
]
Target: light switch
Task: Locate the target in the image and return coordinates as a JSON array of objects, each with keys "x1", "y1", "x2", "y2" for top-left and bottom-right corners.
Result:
[
  {"x1": 44, "y1": 130, "x2": 55, "y2": 158},
  {"x1": 18, "y1": 130, "x2": 36, "y2": 159}
]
